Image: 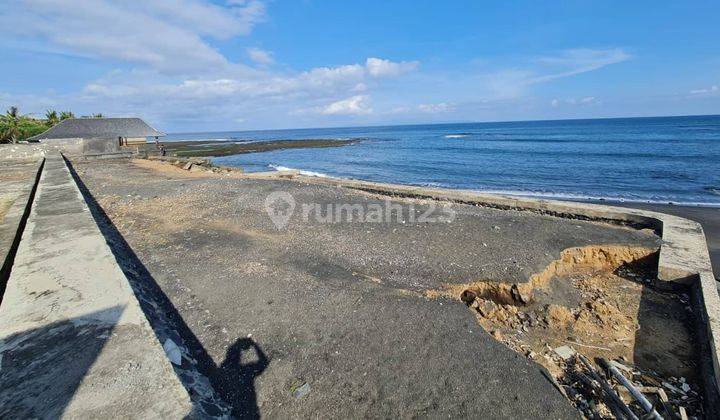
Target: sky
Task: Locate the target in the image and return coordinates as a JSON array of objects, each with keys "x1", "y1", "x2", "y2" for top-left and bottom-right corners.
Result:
[{"x1": 1, "y1": 0, "x2": 719, "y2": 132}]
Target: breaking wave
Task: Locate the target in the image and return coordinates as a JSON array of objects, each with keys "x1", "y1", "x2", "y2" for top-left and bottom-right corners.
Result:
[{"x1": 269, "y1": 165, "x2": 329, "y2": 178}]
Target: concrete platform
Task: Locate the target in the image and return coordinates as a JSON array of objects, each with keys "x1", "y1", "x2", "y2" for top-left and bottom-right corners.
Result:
[
  {"x1": 70, "y1": 158, "x2": 675, "y2": 418},
  {"x1": 0, "y1": 155, "x2": 192, "y2": 418}
]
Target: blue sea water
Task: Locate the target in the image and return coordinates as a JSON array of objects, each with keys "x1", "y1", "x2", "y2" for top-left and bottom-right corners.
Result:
[{"x1": 166, "y1": 115, "x2": 720, "y2": 206}]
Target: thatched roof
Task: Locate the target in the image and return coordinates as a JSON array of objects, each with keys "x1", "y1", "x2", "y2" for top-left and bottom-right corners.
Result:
[{"x1": 29, "y1": 118, "x2": 164, "y2": 140}]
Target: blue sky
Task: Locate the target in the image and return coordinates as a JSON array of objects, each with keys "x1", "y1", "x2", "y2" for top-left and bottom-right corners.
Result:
[{"x1": 1, "y1": 1, "x2": 719, "y2": 132}]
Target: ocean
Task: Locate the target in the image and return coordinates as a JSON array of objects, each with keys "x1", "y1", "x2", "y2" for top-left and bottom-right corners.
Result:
[{"x1": 166, "y1": 115, "x2": 720, "y2": 207}]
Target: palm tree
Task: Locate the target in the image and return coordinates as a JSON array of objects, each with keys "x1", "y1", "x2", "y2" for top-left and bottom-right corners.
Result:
[
  {"x1": 1, "y1": 106, "x2": 23, "y2": 144},
  {"x1": 45, "y1": 110, "x2": 59, "y2": 126},
  {"x1": 59, "y1": 111, "x2": 75, "y2": 120}
]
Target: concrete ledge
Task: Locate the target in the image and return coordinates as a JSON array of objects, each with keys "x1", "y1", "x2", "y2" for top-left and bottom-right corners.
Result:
[
  {"x1": 68, "y1": 151, "x2": 133, "y2": 160},
  {"x1": 0, "y1": 158, "x2": 44, "y2": 303},
  {"x1": 291, "y1": 175, "x2": 720, "y2": 410},
  {"x1": 0, "y1": 154, "x2": 192, "y2": 417}
]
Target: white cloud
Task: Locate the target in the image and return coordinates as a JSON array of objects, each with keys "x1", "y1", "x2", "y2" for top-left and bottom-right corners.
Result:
[
  {"x1": 417, "y1": 102, "x2": 455, "y2": 113},
  {"x1": 550, "y1": 96, "x2": 601, "y2": 107},
  {"x1": 317, "y1": 95, "x2": 373, "y2": 115},
  {"x1": 365, "y1": 58, "x2": 419, "y2": 77},
  {"x1": 247, "y1": 47, "x2": 274, "y2": 66},
  {"x1": 481, "y1": 49, "x2": 630, "y2": 99},
  {"x1": 0, "y1": 0, "x2": 267, "y2": 74},
  {"x1": 531, "y1": 49, "x2": 630, "y2": 83},
  {"x1": 689, "y1": 85, "x2": 719, "y2": 96}
]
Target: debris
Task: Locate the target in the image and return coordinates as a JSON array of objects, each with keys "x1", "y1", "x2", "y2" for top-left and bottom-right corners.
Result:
[
  {"x1": 600, "y1": 358, "x2": 662, "y2": 420},
  {"x1": 163, "y1": 338, "x2": 183, "y2": 366},
  {"x1": 564, "y1": 340, "x2": 611, "y2": 352},
  {"x1": 662, "y1": 381, "x2": 682, "y2": 394},
  {"x1": 578, "y1": 354, "x2": 638, "y2": 420},
  {"x1": 609, "y1": 359, "x2": 634, "y2": 375},
  {"x1": 182, "y1": 162, "x2": 193, "y2": 171},
  {"x1": 679, "y1": 406, "x2": 688, "y2": 420},
  {"x1": 293, "y1": 383, "x2": 311, "y2": 399},
  {"x1": 553, "y1": 345, "x2": 576, "y2": 361}
]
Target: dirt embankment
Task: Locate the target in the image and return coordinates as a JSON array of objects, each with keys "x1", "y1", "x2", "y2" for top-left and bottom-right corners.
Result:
[{"x1": 427, "y1": 245, "x2": 702, "y2": 418}]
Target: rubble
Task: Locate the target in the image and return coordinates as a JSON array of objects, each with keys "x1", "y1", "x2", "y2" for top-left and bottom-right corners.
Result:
[
  {"x1": 442, "y1": 245, "x2": 705, "y2": 418},
  {"x1": 557, "y1": 351, "x2": 703, "y2": 419}
]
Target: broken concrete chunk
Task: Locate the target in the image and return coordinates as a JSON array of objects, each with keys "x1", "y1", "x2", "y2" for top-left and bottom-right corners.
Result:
[
  {"x1": 183, "y1": 162, "x2": 193, "y2": 171},
  {"x1": 553, "y1": 345, "x2": 576, "y2": 361}
]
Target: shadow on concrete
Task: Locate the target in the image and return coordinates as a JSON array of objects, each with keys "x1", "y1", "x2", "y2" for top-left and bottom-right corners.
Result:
[
  {"x1": 0, "y1": 307, "x2": 119, "y2": 418},
  {"x1": 65, "y1": 157, "x2": 268, "y2": 418}
]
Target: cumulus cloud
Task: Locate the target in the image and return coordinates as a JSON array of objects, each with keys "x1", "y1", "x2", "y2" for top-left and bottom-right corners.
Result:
[
  {"x1": 365, "y1": 58, "x2": 419, "y2": 76},
  {"x1": 247, "y1": 47, "x2": 274, "y2": 66},
  {"x1": 314, "y1": 95, "x2": 373, "y2": 115}
]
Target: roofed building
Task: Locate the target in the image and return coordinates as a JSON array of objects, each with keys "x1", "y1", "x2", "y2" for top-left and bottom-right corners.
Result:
[{"x1": 29, "y1": 117, "x2": 164, "y2": 146}]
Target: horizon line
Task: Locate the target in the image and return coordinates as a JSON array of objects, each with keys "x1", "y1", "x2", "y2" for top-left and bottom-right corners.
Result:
[{"x1": 166, "y1": 113, "x2": 720, "y2": 135}]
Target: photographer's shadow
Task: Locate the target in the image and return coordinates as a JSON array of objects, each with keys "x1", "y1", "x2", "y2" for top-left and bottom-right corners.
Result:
[{"x1": 215, "y1": 337, "x2": 269, "y2": 419}]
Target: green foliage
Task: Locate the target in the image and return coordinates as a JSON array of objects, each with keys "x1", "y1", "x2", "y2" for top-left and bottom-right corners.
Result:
[
  {"x1": 0, "y1": 106, "x2": 25, "y2": 143},
  {"x1": 0, "y1": 107, "x2": 104, "y2": 143},
  {"x1": 45, "y1": 110, "x2": 59, "y2": 126},
  {"x1": 59, "y1": 111, "x2": 75, "y2": 120}
]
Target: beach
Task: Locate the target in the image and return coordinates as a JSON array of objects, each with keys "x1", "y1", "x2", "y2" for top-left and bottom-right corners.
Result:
[{"x1": 66, "y1": 157, "x2": 705, "y2": 417}]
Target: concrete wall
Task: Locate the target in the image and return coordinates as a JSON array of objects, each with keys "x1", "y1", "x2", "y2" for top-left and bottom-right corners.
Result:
[{"x1": 0, "y1": 137, "x2": 120, "y2": 161}]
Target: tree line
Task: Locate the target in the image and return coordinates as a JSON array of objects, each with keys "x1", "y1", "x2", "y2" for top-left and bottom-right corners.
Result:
[{"x1": 0, "y1": 106, "x2": 104, "y2": 144}]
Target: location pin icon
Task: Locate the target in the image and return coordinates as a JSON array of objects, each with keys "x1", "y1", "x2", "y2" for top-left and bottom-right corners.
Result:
[{"x1": 265, "y1": 191, "x2": 296, "y2": 229}]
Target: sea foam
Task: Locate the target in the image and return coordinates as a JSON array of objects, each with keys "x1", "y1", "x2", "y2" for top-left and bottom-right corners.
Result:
[{"x1": 269, "y1": 164, "x2": 329, "y2": 178}]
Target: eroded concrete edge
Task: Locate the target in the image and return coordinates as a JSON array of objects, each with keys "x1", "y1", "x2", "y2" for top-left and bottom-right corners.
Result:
[
  {"x1": 0, "y1": 158, "x2": 44, "y2": 303},
  {"x1": 0, "y1": 154, "x2": 193, "y2": 417},
  {"x1": 290, "y1": 175, "x2": 720, "y2": 409}
]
